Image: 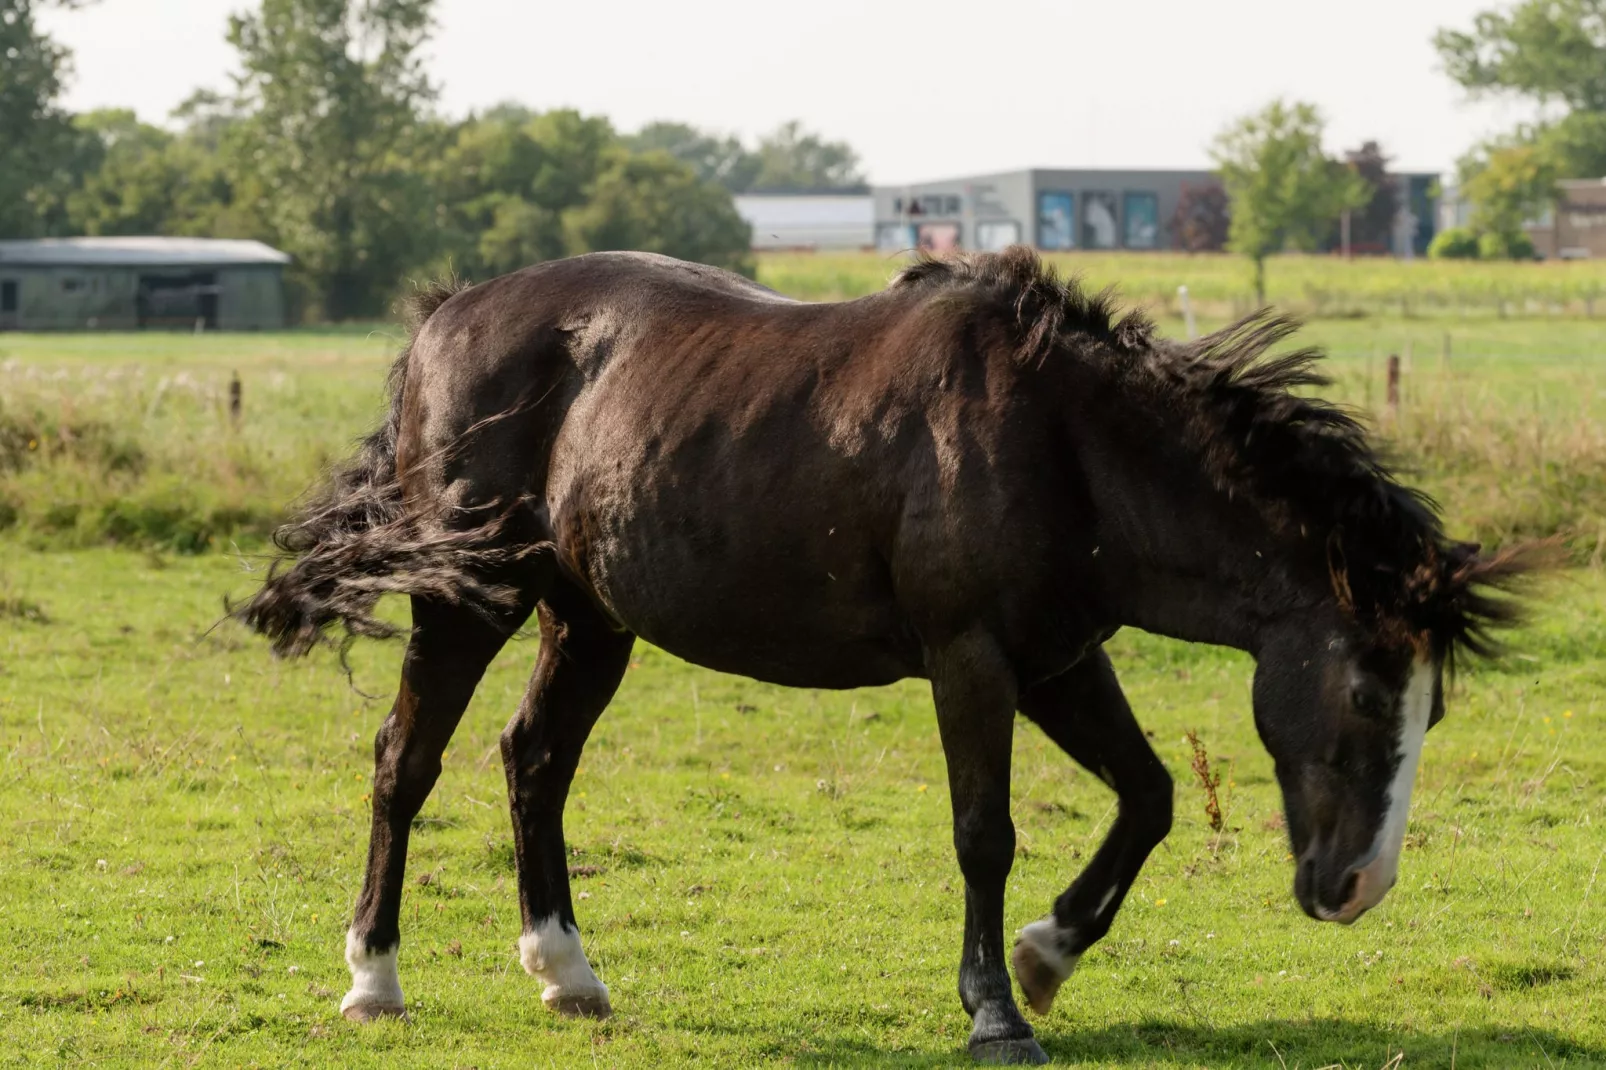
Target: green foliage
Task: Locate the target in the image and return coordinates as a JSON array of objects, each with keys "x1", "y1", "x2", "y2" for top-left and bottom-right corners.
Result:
[
  {"x1": 626, "y1": 120, "x2": 760, "y2": 191},
  {"x1": 0, "y1": 0, "x2": 76, "y2": 237},
  {"x1": 1477, "y1": 229, "x2": 1538, "y2": 261},
  {"x1": 223, "y1": 0, "x2": 439, "y2": 321},
  {"x1": 564, "y1": 151, "x2": 755, "y2": 276},
  {"x1": 626, "y1": 119, "x2": 864, "y2": 193},
  {"x1": 1210, "y1": 100, "x2": 1371, "y2": 303},
  {"x1": 749, "y1": 119, "x2": 864, "y2": 191},
  {"x1": 1437, "y1": 1, "x2": 1606, "y2": 252},
  {"x1": 1434, "y1": 0, "x2": 1606, "y2": 113},
  {"x1": 1459, "y1": 140, "x2": 1559, "y2": 247},
  {"x1": 1429, "y1": 226, "x2": 1482, "y2": 259}
]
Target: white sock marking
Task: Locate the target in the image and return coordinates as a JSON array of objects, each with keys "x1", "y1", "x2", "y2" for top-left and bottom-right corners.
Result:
[
  {"x1": 520, "y1": 916, "x2": 608, "y2": 1006},
  {"x1": 340, "y1": 929, "x2": 404, "y2": 1014},
  {"x1": 1016, "y1": 918, "x2": 1082, "y2": 982}
]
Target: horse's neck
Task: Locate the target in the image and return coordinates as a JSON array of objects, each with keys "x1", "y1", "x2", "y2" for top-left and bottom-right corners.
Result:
[{"x1": 1080, "y1": 428, "x2": 1311, "y2": 654}]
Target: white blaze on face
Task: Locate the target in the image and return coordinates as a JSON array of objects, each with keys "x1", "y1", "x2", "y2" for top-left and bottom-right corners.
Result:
[
  {"x1": 340, "y1": 930, "x2": 405, "y2": 1017},
  {"x1": 1344, "y1": 658, "x2": 1435, "y2": 918},
  {"x1": 520, "y1": 916, "x2": 610, "y2": 1014}
]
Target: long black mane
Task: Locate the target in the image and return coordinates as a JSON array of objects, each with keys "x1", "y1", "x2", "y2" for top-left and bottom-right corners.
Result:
[{"x1": 894, "y1": 247, "x2": 1532, "y2": 666}]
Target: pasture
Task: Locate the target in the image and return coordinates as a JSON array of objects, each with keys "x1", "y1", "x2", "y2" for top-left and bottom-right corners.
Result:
[{"x1": 2, "y1": 251, "x2": 1606, "y2": 1067}]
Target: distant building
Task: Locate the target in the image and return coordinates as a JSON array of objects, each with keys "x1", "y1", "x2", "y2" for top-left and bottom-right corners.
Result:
[
  {"x1": 1531, "y1": 179, "x2": 1606, "y2": 259},
  {"x1": 1439, "y1": 178, "x2": 1606, "y2": 259},
  {"x1": 0, "y1": 237, "x2": 290, "y2": 331},
  {"x1": 874, "y1": 168, "x2": 1440, "y2": 257},
  {"x1": 733, "y1": 191, "x2": 874, "y2": 250}
]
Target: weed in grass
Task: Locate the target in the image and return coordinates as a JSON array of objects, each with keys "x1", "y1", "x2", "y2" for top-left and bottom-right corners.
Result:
[{"x1": 1185, "y1": 729, "x2": 1224, "y2": 836}]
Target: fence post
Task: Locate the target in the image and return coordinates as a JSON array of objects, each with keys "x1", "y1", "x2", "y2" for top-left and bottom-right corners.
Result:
[
  {"x1": 1386, "y1": 354, "x2": 1400, "y2": 420},
  {"x1": 229, "y1": 372, "x2": 242, "y2": 424},
  {"x1": 1178, "y1": 285, "x2": 1197, "y2": 340}
]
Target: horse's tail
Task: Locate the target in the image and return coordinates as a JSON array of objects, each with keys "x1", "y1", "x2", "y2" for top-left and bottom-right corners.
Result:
[{"x1": 234, "y1": 277, "x2": 522, "y2": 658}]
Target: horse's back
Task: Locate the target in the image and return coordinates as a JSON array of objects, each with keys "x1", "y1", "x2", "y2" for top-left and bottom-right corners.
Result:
[{"x1": 398, "y1": 252, "x2": 1072, "y2": 688}]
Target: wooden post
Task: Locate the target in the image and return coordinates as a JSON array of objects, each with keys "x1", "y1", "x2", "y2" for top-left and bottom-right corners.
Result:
[
  {"x1": 229, "y1": 372, "x2": 242, "y2": 424},
  {"x1": 1386, "y1": 354, "x2": 1400, "y2": 419}
]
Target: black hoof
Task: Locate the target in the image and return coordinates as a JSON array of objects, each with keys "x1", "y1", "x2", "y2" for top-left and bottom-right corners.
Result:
[{"x1": 969, "y1": 1036, "x2": 1050, "y2": 1065}]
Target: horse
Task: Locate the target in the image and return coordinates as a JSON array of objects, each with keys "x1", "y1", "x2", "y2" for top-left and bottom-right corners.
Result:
[{"x1": 237, "y1": 247, "x2": 1530, "y2": 1064}]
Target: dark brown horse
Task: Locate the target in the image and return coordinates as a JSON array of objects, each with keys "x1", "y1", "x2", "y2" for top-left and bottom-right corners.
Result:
[{"x1": 239, "y1": 248, "x2": 1528, "y2": 1064}]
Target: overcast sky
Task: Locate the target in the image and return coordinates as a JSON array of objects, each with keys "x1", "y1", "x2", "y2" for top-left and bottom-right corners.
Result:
[{"x1": 41, "y1": 0, "x2": 1537, "y2": 183}]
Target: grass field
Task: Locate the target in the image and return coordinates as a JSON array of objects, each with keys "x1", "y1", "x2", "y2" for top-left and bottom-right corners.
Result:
[
  {"x1": 758, "y1": 251, "x2": 1606, "y2": 320},
  {"x1": 1, "y1": 551, "x2": 1603, "y2": 1068},
  {"x1": 2, "y1": 254, "x2": 1605, "y2": 1066}
]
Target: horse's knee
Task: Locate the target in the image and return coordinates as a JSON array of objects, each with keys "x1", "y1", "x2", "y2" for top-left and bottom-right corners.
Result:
[
  {"x1": 1129, "y1": 768, "x2": 1174, "y2": 846},
  {"x1": 953, "y1": 803, "x2": 1016, "y2": 885}
]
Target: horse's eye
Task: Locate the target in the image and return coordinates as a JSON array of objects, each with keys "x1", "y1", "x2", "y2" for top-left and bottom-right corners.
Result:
[{"x1": 1351, "y1": 685, "x2": 1387, "y2": 716}]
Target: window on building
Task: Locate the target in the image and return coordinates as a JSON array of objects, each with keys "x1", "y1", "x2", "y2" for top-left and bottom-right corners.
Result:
[
  {"x1": 1037, "y1": 192, "x2": 1075, "y2": 250},
  {"x1": 976, "y1": 221, "x2": 1021, "y2": 251},
  {"x1": 1123, "y1": 192, "x2": 1160, "y2": 249},
  {"x1": 61, "y1": 277, "x2": 83, "y2": 293},
  {"x1": 876, "y1": 223, "x2": 917, "y2": 252},
  {"x1": 917, "y1": 223, "x2": 961, "y2": 252},
  {"x1": 0, "y1": 281, "x2": 17, "y2": 313},
  {"x1": 1083, "y1": 192, "x2": 1119, "y2": 249}
]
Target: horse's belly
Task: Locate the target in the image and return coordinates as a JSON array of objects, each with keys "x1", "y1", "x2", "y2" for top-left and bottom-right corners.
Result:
[{"x1": 555, "y1": 495, "x2": 922, "y2": 689}]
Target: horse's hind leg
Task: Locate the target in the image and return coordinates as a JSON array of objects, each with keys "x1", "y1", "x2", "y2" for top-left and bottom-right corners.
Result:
[
  {"x1": 341, "y1": 590, "x2": 538, "y2": 1021},
  {"x1": 1010, "y1": 649, "x2": 1173, "y2": 1016},
  {"x1": 500, "y1": 582, "x2": 634, "y2": 1018}
]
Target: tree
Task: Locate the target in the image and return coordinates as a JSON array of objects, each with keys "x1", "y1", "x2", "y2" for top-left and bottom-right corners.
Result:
[
  {"x1": 1210, "y1": 100, "x2": 1370, "y2": 305},
  {"x1": 626, "y1": 121, "x2": 760, "y2": 191},
  {"x1": 428, "y1": 107, "x2": 616, "y2": 279},
  {"x1": 224, "y1": 0, "x2": 438, "y2": 320},
  {"x1": 1457, "y1": 140, "x2": 1557, "y2": 255},
  {"x1": 1341, "y1": 141, "x2": 1401, "y2": 252},
  {"x1": 564, "y1": 151, "x2": 754, "y2": 276},
  {"x1": 61, "y1": 110, "x2": 241, "y2": 238},
  {"x1": 1435, "y1": 0, "x2": 1606, "y2": 114},
  {"x1": 1170, "y1": 183, "x2": 1230, "y2": 252},
  {"x1": 0, "y1": 0, "x2": 80, "y2": 237},
  {"x1": 750, "y1": 121, "x2": 864, "y2": 191},
  {"x1": 1436, "y1": 2, "x2": 1606, "y2": 209}
]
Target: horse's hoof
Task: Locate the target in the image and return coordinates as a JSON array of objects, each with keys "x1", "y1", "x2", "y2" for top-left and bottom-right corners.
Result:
[
  {"x1": 970, "y1": 1036, "x2": 1050, "y2": 1065},
  {"x1": 542, "y1": 988, "x2": 612, "y2": 1019},
  {"x1": 340, "y1": 1001, "x2": 407, "y2": 1023},
  {"x1": 1012, "y1": 939, "x2": 1067, "y2": 1015}
]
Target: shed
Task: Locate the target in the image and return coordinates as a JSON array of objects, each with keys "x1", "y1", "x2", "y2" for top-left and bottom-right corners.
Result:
[{"x1": 0, "y1": 237, "x2": 291, "y2": 331}]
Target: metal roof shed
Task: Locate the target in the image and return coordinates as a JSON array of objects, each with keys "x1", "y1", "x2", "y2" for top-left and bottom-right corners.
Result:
[{"x1": 0, "y1": 237, "x2": 292, "y2": 331}]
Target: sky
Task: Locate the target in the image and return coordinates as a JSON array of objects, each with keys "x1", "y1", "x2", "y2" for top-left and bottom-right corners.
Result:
[{"x1": 40, "y1": 0, "x2": 1540, "y2": 184}]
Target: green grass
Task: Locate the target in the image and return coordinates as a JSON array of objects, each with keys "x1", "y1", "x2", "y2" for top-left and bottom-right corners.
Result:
[
  {"x1": 4, "y1": 304, "x2": 1603, "y2": 558},
  {"x1": 2, "y1": 261, "x2": 1605, "y2": 1063},
  {"x1": 1, "y1": 550, "x2": 1603, "y2": 1067},
  {"x1": 758, "y1": 251, "x2": 1606, "y2": 320}
]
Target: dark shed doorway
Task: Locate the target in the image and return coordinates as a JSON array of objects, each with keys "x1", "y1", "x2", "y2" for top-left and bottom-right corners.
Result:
[{"x1": 137, "y1": 272, "x2": 219, "y2": 329}]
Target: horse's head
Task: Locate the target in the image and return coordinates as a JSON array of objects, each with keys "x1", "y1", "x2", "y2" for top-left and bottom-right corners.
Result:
[{"x1": 1252, "y1": 616, "x2": 1441, "y2": 924}]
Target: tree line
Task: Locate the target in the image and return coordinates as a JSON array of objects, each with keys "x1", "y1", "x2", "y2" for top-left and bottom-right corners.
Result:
[{"x1": 0, "y1": 0, "x2": 865, "y2": 321}]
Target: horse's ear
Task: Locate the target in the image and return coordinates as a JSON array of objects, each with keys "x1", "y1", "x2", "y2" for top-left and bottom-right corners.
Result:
[
  {"x1": 1447, "y1": 540, "x2": 1481, "y2": 570},
  {"x1": 1326, "y1": 529, "x2": 1355, "y2": 613}
]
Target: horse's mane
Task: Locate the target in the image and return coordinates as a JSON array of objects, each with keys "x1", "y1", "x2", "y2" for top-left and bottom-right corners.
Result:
[{"x1": 892, "y1": 247, "x2": 1533, "y2": 667}]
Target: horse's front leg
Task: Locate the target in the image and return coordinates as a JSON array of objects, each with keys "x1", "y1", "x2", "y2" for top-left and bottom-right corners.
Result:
[
  {"x1": 929, "y1": 631, "x2": 1047, "y2": 1066},
  {"x1": 1011, "y1": 648, "x2": 1173, "y2": 1015}
]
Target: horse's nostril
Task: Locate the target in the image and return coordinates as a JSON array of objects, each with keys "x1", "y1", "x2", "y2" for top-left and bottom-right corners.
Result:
[{"x1": 1339, "y1": 868, "x2": 1360, "y2": 907}]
